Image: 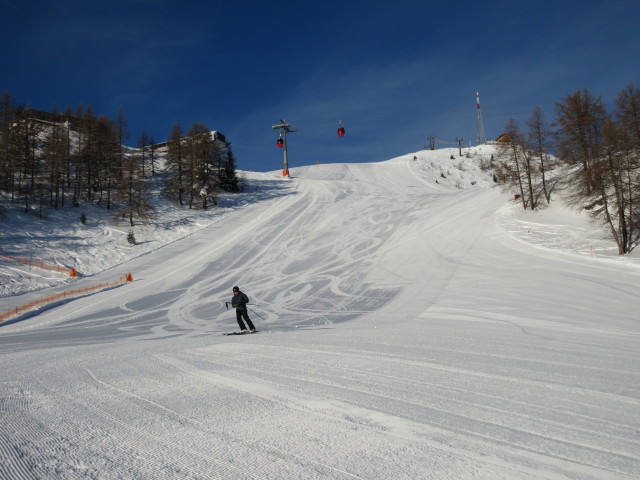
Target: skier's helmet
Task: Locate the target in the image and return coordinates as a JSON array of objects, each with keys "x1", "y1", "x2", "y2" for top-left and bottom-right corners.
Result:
[{"x1": 232, "y1": 286, "x2": 239, "y2": 292}]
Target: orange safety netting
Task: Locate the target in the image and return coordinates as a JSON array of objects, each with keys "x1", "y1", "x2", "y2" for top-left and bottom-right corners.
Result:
[
  {"x1": 0, "y1": 273, "x2": 133, "y2": 324},
  {"x1": 0, "y1": 253, "x2": 79, "y2": 277}
]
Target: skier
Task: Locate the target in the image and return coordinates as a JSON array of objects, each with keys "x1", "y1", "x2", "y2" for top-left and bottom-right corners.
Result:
[{"x1": 231, "y1": 286, "x2": 256, "y2": 333}]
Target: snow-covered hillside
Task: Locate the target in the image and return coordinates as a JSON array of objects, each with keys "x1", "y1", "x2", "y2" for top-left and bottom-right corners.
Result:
[{"x1": 1, "y1": 147, "x2": 639, "y2": 479}]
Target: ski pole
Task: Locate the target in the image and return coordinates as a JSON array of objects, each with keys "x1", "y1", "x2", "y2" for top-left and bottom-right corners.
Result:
[
  {"x1": 247, "y1": 306, "x2": 266, "y2": 321},
  {"x1": 226, "y1": 302, "x2": 260, "y2": 309}
]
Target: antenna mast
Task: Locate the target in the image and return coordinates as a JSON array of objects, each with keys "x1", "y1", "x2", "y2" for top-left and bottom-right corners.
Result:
[{"x1": 476, "y1": 91, "x2": 486, "y2": 145}]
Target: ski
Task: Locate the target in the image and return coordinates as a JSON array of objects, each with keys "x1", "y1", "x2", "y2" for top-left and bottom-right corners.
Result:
[{"x1": 222, "y1": 330, "x2": 258, "y2": 336}]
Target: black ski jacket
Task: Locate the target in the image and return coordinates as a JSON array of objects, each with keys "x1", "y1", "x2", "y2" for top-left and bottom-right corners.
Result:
[{"x1": 231, "y1": 292, "x2": 249, "y2": 311}]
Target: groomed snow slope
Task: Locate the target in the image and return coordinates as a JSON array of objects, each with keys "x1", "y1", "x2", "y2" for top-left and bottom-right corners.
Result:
[{"x1": 1, "y1": 148, "x2": 639, "y2": 479}]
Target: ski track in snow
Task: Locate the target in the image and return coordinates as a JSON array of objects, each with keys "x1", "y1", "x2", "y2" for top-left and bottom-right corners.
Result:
[{"x1": 1, "y1": 148, "x2": 639, "y2": 479}]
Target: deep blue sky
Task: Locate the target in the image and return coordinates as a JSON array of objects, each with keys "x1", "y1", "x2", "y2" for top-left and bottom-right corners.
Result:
[{"x1": 2, "y1": 0, "x2": 639, "y2": 172}]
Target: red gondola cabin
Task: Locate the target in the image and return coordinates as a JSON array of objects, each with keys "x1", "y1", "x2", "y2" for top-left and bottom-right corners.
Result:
[{"x1": 277, "y1": 138, "x2": 284, "y2": 148}]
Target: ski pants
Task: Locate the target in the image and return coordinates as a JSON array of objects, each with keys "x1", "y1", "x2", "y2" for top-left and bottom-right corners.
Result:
[{"x1": 236, "y1": 309, "x2": 255, "y2": 331}]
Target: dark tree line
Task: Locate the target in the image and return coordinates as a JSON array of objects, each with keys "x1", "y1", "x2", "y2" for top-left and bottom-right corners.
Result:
[
  {"x1": 495, "y1": 84, "x2": 640, "y2": 255},
  {"x1": 0, "y1": 93, "x2": 240, "y2": 226},
  {"x1": 163, "y1": 122, "x2": 238, "y2": 210}
]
